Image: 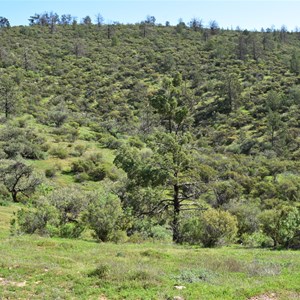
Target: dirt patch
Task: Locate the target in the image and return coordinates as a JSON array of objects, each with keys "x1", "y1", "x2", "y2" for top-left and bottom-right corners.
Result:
[
  {"x1": 0, "y1": 277, "x2": 26, "y2": 287},
  {"x1": 248, "y1": 293, "x2": 277, "y2": 300}
]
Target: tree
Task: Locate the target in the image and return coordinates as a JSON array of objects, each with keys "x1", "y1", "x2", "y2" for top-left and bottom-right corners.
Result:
[
  {"x1": 290, "y1": 51, "x2": 300, "y2": 75},
  {"x1": 189, "y1": 18, "x2": 203, "y2": 32},
  {"x1": 0, "y1": 75, "x2": 17, "y2": 119},
  {"x1": 95, "y1": 13, "x2": 104, "y2": 27},
  {"x1": 221, "y1": 73, "x2": 242, "y2": 113},
  {"x1": 145, "y1": 15, "x2": 156, "y2": 25},
  {"x1": 60, "y1": 14, "x2": 72, "y2": 26},
  {"x1": 0, "y1": 160, "x2": 42, "y2": 202},
  {"x1": 49, "y1": 12, "x2": 59, "y2": 34},
  {"x1": 82, "y1": 15, "x2": 92, "y2": 26},
  {"x1": 115, "y1": 76, "x2": 208, "y2": 243},
  {"x1": 0, "y1": 17, "x2": 10, "y2": 28},
  {"x1": 209, "y1": 20, "x2": 219, "y2": 35}
]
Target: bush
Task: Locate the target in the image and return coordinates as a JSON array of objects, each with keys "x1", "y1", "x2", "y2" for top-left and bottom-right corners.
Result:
[
  {"x1": 74, "y1": 172, "x2": 89, "y2": 183},
  {"x1": 83, "y1": 192, "x2": 124, "y2": 242},
  {"x1": 241, "y1": 231, "x2": 274, "y2": 248},
  {"x1": 49, "y1": 146, "x2": 68, "y2": 159},
  {"x1": 59, "y1": 223, "x2": 85, "y2": 238},
  {"x1": 180, "y1": 216, "x2": 203, "y2": 244},
  {"x1": 150, "y1": 225, "x2": 172, "y2": 242},
  {"x1": 200, "y1": 208, "x2": 238, "y2": 247},
  {"x1": 45, "y1": 167, "x2": 56, "y2": 178},
  {"x1": 259, "y1": 205, "x2": 300, "y2": 248},
  {"x1": 13, "y1": 186, "x2": 89, "y2": 238},
  {"x1": 99, "y1": 134, "x2": 123, "y2": 149}
]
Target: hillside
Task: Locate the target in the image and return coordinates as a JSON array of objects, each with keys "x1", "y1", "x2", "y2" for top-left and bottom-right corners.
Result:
[{"x1": 0, "y1": 18, "x2": 299, "y2": 249}]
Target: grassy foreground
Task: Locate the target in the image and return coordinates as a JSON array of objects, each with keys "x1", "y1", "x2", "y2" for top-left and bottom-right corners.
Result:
[{"x1": 0, "y1": 205, "x2": 299, "y2": 300}]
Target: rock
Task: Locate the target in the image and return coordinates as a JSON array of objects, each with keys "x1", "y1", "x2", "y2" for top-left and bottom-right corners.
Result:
[{"x1": 174, "y1": 285, "x2": 186, "y2": 290}]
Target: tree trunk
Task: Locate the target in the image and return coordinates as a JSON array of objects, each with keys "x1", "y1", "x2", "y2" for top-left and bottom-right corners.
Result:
[
  {"x1": 11, "y1": 190, "x2": 18, "y2": 202},
  {"x1": 172, "y1": 181, "x2": 180, "y2": 243}
]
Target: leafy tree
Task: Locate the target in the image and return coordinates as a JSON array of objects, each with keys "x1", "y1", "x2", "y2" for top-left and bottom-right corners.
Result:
[
  {"x1": 0, "y1": 75, "x2": 17, "y2": 119},
  {"x1": 145, "y1": 15, "x2": 156, "y2": 25},
  {"x1": 60, "y1": 14, "x2": 72, "y2": 26},
  {"x1": 0, "y1": 17, "x2": 10, "y2": 28},
  {"x1": 209, "y1": 20, "x2": 219, "y2": 35},
  {"x1": 82, "y1": 15, "x2": 92, "y2": 26},
  {"x1": 221, "y1": 73, "x2": 242, "y2": 113},
  {"x1": 0, "y1": 160, "x2": 42, "y2": 202},
  {"x1": 189, "y1": 18, "x2": 203, "y2": 32},
  {"x1": 115, "y1": 76, "x2": 208, "y2": 243},
  {"x1": 290, "y1": 50, "x2": 300, "y2": 75}
]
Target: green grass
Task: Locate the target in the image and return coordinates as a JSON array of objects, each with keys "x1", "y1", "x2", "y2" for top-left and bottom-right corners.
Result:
[{"x1": 0, "y1": 205, "x2": 299, "y2": 300}]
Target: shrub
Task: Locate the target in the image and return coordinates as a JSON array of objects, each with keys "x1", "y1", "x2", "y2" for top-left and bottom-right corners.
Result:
[
  {"x1": 259, "y1": 205, "x2": 300, "y2": 248},
  {"x1": 59, "y1": 223, "x2": 85, "y2": 238},
  {"x1": 45, "y1": 167, "x2": 56, "y2": 178},
  {"x1": 88, "y1": 264, "x2": 110, "y2": 279},
  {"x1": 100, "y1": 134, "x2": 123, "y2": 149},
  {"x1": 13, "y1": 186, "x2": 89, "y2": 238},
  {"x1": 241, "y1": 231, "x2": 274, "y2": 248},
  {"x1": 180, "y1": 219, "x2": 201, "y2": 244},
  {"x1": 83, "y1": 192, "x2": 124, "y2": 242},
  {"x1": 49, "y1": 146, "x2": 68, "y2": 159},
  {"x1": 74, "y1": 172, "x2": 89, "y2": 183},
  {"x1": 200, "y1": 208, "x2": 238, "y2": 247}
]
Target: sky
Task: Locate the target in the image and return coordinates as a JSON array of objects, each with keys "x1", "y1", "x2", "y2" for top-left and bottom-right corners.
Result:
[{"x1": 1, "y1": 1, "x2": 300, "y2": 31}]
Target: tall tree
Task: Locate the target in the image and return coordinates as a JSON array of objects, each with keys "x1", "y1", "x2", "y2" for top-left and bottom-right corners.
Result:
[
  {"x1": 0, "y1": 75, "x2": 17, "y2": 119},
  {"x1": 114, "y1": 76, "x2": 210, "y2": 242}
]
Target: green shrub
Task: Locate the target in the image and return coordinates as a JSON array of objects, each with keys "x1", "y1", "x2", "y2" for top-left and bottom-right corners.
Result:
[
  {"x1": 13, "y1": 186, "x2": 89, "y2": 238},
  {"x1": 49, "y1": 146, "x2": 68, "y2": 159},
  {"x1": 241, "y1": 231, "x2": 274, "y2": 248},
  {"x1": 100, "y1": 134, "x2": 123, "y2": 149},
  {"x1": 173, "y1": 268, "x2": 214, "y2": 283},
  {"x1": 259, "y1": 205, "x2": 300, "y2": 248},
  {"x1": 88, "y1": 264, "x2": 110, "y2": 279},
  {"x1": 45, "y1": 167, "x2": 56, "y2": 178},
  {"x1": 150, "y1": 225, "x2": 172, "y2": 242},
  {"x1": 59, "y1": 223, "x2": 85, "y2": 238},
  {"x1": 83, "y1": 192, "x2": 124, "y2": 242},
  {"x1": 200, "y1": 208, "x2": 238, "y2": 247},
  {"x1": 88, "y1": 165, "x2": 106, "y2": 181},
  {"x1": 180, "y1": 215, "x2": 204, "y2": 244},
  {"x1": 74, "y1": 172, "x2": 89, "y2": 183}
]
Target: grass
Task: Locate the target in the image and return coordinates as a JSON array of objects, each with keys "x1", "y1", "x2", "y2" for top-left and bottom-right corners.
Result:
[{"x1": 0, "y1": 204, "x2": 299, "y2": 300}]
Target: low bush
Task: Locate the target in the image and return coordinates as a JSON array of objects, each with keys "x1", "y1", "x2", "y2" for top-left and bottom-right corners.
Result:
[{"x1": 49, "y1": 146, "x2": 68, "y2": 159}]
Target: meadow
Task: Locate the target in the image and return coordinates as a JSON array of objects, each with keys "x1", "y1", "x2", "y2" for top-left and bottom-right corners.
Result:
[{"x1": 0, "y1": 204, "x2": 299, "y2": 300}]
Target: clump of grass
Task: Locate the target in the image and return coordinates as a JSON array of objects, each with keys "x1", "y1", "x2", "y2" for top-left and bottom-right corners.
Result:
[
  {"x1": 246, "y1": 260, "x2": 281, "y2": 277},
  {"x1": 140, "y1": 249, "x2": 169, "y2": 259},
  {"x1": 129, "y1": 270, "x2": 152, "y2": 281},
  {"x1": 173, "y1": 268, "x2": 215, "y2": 283},
  {"x1": 88, "y1": 264, "x2": 110, "y2": 279}
]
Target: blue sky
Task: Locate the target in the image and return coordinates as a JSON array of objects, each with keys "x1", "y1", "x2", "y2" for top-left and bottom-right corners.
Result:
[{"x1": 2, "y1": 1, "x2": 300, "y2": 31}]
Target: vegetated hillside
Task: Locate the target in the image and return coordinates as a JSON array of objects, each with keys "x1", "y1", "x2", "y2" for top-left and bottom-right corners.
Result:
[{"x1": 0, "y1": 17, "x2": 300, "y2": 248}]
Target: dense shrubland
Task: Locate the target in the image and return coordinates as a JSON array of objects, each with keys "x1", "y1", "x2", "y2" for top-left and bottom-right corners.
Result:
[{"x1": 0, "y1": 14, "x2": 300, "y2": 248}]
